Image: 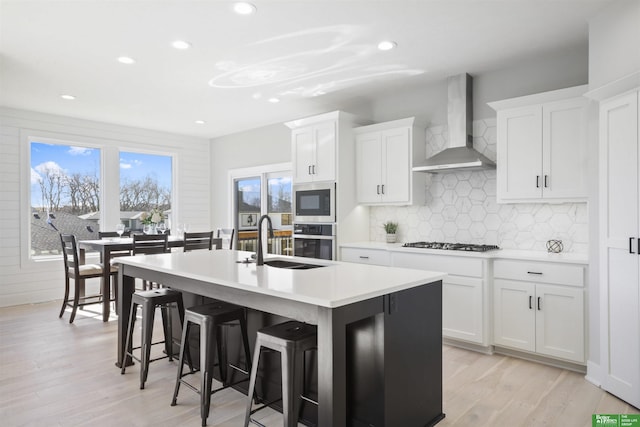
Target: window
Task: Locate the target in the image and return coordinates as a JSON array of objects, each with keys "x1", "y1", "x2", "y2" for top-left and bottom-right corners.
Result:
[
  {"x1": 230, "y1": 165, "x2": 292, "y2": 254},
  {"x1": 30, "y1": 141, "x2": 101, "y2": 256},
  {"x1": 236, "y1": 177, "x2": 261, "y2": 230},
  {"x1": 119, "y1": 151, "x2": 173, "y2": 232}
]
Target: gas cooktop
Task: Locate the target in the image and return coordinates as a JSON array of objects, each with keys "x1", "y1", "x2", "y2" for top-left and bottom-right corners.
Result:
[{"x1": 402, "y1": 241, "x2": 500, "y2": 252}]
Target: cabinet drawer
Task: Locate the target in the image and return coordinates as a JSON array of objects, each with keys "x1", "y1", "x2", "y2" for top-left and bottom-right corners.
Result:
[
  {"x1": 494, "y1": 259, "x2": 584, "y2": 287},
  {"x1": 341, "y1": 247, "x2": 390, "y2": 266},
  {"x1": 391, "y1": 252, "x2": 483, "y2": 277}
]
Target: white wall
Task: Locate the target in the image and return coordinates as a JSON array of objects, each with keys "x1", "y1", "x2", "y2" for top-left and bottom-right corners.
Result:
[
  {"x1": 347, "y1": 42, "x2": 589, "y2": 126},
  {"x1": 210, "y1": 123, "x2": 291, "y2": 227},
  {"x1": 0, "y1": 108, "x2": 211, "y2": 307},
  {"x1": 209, "y1": 45, "x2": 591, "y2": 229},
  {"x1": 588, "y1": 0, "x2": 640, "y2": 90}
]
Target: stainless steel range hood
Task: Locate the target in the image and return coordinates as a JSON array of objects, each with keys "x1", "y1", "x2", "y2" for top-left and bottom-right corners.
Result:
[{"x1": 412, "y1": 73, "x2": 496, "y2": 173}]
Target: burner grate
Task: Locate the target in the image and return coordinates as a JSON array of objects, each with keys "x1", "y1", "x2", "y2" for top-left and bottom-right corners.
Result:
[{"x1": 402, "y1": 241, "x2": 500, "y2": 252}]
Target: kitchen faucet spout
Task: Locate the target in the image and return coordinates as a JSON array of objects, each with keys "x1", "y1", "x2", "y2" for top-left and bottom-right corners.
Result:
[{"x1": 256, "y1": 214, "x2": 274, "y2": 266}]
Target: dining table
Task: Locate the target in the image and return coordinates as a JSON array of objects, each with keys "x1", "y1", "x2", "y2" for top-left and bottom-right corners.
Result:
[{"x1": 78, "y1": 234, "x2": 185, "y2": 321}]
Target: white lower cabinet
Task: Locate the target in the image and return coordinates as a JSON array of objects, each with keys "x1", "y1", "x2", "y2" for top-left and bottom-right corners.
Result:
[
  {"x1": 391, "y1": 252, "x2": 488, "y2": 346},
  {"x1": 493, "y1": 259, "x2": 585, "y2": 363}
]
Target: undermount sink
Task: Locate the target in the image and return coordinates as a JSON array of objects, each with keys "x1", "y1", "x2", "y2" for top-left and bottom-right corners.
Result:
[{"x1": 264, "y1": 259, "x2": 325, "y2": 270}]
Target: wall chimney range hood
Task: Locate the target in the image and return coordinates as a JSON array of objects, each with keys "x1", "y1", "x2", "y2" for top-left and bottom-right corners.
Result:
[{"x1": 412, "y1": 73, "x2": 496, "y2": 173}]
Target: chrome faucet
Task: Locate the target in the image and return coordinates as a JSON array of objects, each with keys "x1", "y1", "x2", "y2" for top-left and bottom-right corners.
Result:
[{"x1": 256, "y1": 214, "x2": 274, "y2": 266}]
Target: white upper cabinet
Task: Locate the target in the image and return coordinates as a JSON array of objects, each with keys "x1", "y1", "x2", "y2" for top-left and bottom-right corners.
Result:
[
  {"x1": 291, "y1": 120, "x2": 336, "y2": 183},
  {"x1": 354, "y1": 117, "x2": 425, "y2": 205},
  {"x1": 490, "y1": 86, "x2": 589, "y2": 203}
]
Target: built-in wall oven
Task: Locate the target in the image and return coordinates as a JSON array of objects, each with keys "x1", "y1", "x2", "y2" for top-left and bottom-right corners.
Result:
[
  {"x1": 293, "y1": 182, "x2": 335, "y2": 223},
  {"x1": 293, "y1": 223, "x2": 335, "y2": 260}
]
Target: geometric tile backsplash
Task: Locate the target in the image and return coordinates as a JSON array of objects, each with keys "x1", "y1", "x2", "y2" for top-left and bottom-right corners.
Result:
[{"x1": 369, "y1": 118, "x2": 589, "y2": 253}]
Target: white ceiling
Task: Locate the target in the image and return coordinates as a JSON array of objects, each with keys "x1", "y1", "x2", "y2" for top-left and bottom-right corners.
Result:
[{"x1": 0, "y1": 0, "x2": 611, "y2": 139}]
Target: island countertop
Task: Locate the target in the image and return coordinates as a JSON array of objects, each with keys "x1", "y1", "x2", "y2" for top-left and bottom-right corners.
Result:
[{"x1": 115, "y1": 250, "x2": 447, "y2": 308}]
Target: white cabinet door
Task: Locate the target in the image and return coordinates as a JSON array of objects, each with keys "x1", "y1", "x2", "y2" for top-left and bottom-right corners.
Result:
[
  {"x1": 497, "y1": 105, "x2": 543, "y2": 201},
  {"x1": 600, "y1": 90, "x2": 640, "y2": 407},
  {"x1": 381, "y1": 127, "x2": 411, "y2": 203},
  {"x1": 292, "y1": 127, "x2": 315, "y2": 183},
  {"x1": 355, "y1": 125, "x2": 413, "y2": 205},
  {"x1": 313, "y1": 121, "x2": 336, "y2": 182},
  {"x1": 493, "y1": 279, "x2": 535, "y2": 352},
  {"x1": 535, "y1": 284, "x2": 584, "y2": 362},
  {"x1": 355, "y1": 132, "x2": 383, "y2": 203},
  {"x1": 542, "y1": 97, "x2": 588, "y2": 199},
  {"x1": 292, "y1": 121, "x2": 336, "y2": 183},
  {"x1": 443, "y1": 275, "x2": 484, "y2": 344}
]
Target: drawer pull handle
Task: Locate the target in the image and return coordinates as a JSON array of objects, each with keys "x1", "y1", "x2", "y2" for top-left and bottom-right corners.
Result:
[
  {"x1": 536, "y1": 175, "x2": 540, "y2": 188},
  {"x1": 537, "y1": 297, "x2": 542, "y2": 311},
  {"x1": 529, "y1": 295, "x2": 533, "y2": 310},
  {"x1": 631, "y1": 237, "x2": 636, "y2": 254},
  {"x1": 527, "y1": 271, "x2": 543, "y2": 275},
  {"x1": 359, "y1": 256, "x2": 369, "y2": 259}
]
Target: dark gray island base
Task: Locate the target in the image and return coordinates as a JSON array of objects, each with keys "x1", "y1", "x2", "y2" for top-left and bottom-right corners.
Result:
[{"x1": 116, "y1": 254, "x2": 444, "y2": 426}]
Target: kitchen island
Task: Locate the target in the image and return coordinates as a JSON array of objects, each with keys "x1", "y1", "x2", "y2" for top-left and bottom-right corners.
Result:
[{"x1": 115, "y1": 250, "x2": 446, "y2": 426}]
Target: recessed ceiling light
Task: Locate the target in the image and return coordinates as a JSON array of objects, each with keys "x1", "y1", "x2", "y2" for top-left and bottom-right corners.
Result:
[
  {"x1": 268, "y1": 97, "x2": 280, "y2": 103},
  {"x1": 117, "y1": 56, "x2": 136, "y2": 64},
  {"x1": 172, "y1": 40, "x2": 191, "y2": 50},
  {"x1": 377, "y1": 41, "x2": 397, "y2": 51},
  {"x1": 233, "y1": 2, "x2": 256, "y2": 15},
  {"x1": 60, "y1": 94, "x2": 76, "y2": 100},
  {"x1": 195, "y1": 120, "x2": 206, "y2": 124}
]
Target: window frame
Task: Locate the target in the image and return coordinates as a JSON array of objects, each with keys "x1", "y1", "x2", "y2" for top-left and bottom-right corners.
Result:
[{"x1": 20, "y1": 129, "x2": 177, "y2": 266}]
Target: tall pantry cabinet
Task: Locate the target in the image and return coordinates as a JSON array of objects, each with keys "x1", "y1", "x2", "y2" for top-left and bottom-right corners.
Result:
[{"x1": 599, "y1": 88, "x2": 640, "y2": 408}]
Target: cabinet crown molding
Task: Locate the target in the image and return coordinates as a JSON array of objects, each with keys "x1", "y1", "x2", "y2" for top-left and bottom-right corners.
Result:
[
  {"x1": 284, "y1": 110, "x2": 368, "y2": 129},
  {"x1": 353, "y1": 117, "x2": 421, "y2": 133},
  {"x1": 488, "y1": 85, "x2": 588, "y2": 111}
]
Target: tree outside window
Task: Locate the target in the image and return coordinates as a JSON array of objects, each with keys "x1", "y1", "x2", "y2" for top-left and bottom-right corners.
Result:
[
  {"x1": 30, "y1": 142, "x2": 101, "y2": 256},
  {"x1": 119, "y1": 151, "x2": 172, "y2": 232}
]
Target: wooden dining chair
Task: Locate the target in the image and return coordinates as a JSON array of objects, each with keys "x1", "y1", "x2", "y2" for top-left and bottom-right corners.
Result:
[
  {"x1": 183, "y1": 231, "x2": 219, "y2": 252},
  {"x1": 133, "y1": 233, "x2": 169, "y2": 289},
  {"x1": 59, "y1": 234, "x2": 117, "y2": 323},
  {"x1": 216, "y1": 228, "x2": 235, "y2": 250}
]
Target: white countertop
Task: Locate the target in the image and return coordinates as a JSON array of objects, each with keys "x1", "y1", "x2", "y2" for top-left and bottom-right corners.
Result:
[
  {"x1": 340, "y1": 241, "x2": 589, "y2": 264},
  {"x1": 115, "y1": 250, "x2": 447, "y2": 308}
]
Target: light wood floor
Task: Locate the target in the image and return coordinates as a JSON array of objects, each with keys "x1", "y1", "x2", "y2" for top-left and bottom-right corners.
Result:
[{"x1": 0, "y1": 301, "x2": 637, "y2": 427}]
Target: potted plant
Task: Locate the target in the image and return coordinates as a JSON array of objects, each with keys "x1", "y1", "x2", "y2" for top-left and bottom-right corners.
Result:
[{"x1": 383, "y1": 221, "x2": 398, "y2": 243}]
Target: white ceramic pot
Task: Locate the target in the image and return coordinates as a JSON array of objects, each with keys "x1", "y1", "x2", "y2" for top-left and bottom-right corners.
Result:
[{"x1": 386, "y1": 233, "x2": 397, "y2": 243}]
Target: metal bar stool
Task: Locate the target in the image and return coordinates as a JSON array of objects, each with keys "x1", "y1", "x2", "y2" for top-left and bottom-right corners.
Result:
[
  {"x1": 121, "y1": 288, "x2": 190, "y2": 389},
  {"x1": 171, "y1": 301, "x2": 252, "y2": 427},
  {"x1": 244, "y1": 321, "x2": 317, "y2": 427}
]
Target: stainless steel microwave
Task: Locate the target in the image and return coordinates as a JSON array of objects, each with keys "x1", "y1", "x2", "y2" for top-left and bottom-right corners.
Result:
[{"x1": 293, "y1": 182, "x2": 335, "y2": 223}]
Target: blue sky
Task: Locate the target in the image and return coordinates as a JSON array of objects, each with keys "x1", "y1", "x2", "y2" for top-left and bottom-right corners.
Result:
[{"x1": 30, "y1": 142, "x2": 172, "y2": 207}]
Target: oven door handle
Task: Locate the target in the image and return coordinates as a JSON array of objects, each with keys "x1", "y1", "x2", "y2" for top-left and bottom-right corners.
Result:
[{"x1": 294, "y1": 234, "x2": 335, "y2": 240}]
